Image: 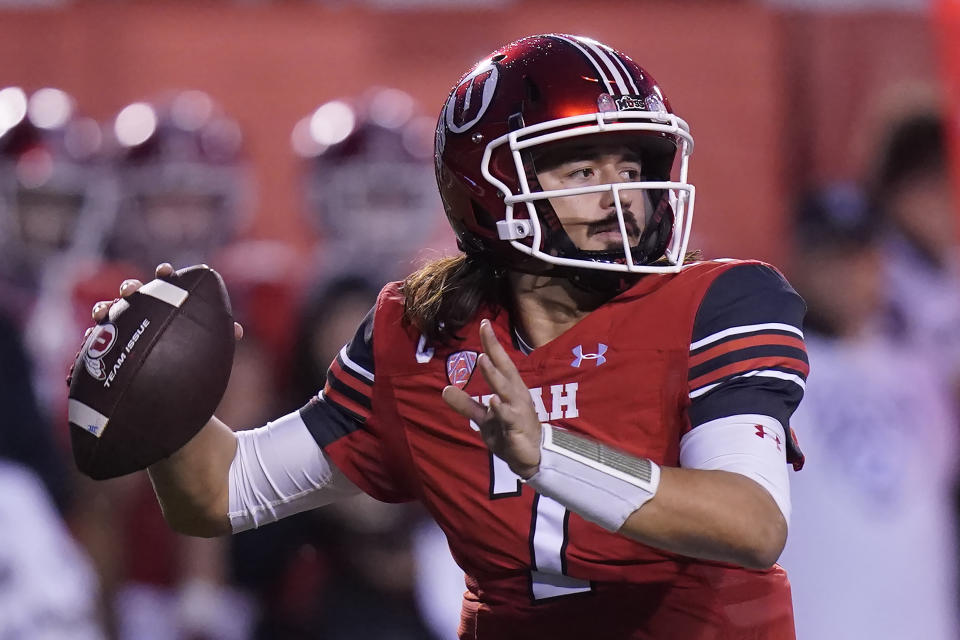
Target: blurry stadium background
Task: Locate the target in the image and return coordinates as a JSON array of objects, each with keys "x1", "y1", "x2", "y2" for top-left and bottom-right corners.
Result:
[{"x1": 0, "y1": 1, "x2": 958, "y2": 639}]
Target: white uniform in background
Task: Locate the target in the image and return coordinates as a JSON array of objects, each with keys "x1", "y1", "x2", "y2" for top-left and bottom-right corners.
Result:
[
  {"x1": 884, "y1": 237, "x2": 960, "y2": 383},
  {"x1": 411, "y1": 518, "x2": 465, "y2": 640},
  {"x1": 0, "y1": 461, "x2": 105, "y2": 640},
  {"x1": 779, "y1": 331, "x2": 960, "y2": 640}
]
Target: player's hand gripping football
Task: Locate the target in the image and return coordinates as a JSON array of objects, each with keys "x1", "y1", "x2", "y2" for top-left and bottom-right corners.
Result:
[
  {"x1": 68, "y1": 263, "x2": 244, "y2": 387},
  {"x1": 442, "y1": 320, "x2": 542, "y2": 479},
  {"x1": 87, "y1": 262, "x2": 243, "y2": 336}
]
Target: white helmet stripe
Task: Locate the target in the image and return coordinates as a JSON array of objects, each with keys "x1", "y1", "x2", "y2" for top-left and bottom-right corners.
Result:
[
  {"x1": 603, "y1": 43, "x2": 640, "y2": 94},
  {"x1": 577, "y1": 37, "x2": 632, "y2": 96},
  {"x1": 554, "y1": 35, "x2": 615, "y2": 95}
]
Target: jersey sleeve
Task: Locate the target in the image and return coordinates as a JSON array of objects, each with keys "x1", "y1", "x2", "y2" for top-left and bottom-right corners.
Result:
[
  {"x1": 297, "y1": 304, "x2": 413, "y2": 503},
  {"x1": 686, "y1": 263, "x2": 808, "y2": 469}
]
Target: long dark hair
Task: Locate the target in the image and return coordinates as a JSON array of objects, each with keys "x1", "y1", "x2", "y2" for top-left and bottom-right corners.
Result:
[
  {"x1": 402, "y1": 255, "x2": 506, "y2": 346},
  {"x1": 402, "y1": 250, "x2": 702, "y2": 347}
]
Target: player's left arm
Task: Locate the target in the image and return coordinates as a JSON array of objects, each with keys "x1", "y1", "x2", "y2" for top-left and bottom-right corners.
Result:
[
  {"x1": 443, "y1": 263, "x2": 806, "y2": 570},
  {"x1": 639, "y1": 262, "x2": 806, "y2": 568}
]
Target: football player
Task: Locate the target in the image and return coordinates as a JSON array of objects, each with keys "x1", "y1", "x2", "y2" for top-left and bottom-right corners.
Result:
[
  {"x1": 0, "y1": 86, "x2": 114, "y2": 298},
  {"x1": 104, "y1": 90, "x2": 251, "y2": 275},
  {"x1": 292, "y1": 86, "x2": 447, "y2": 281},
  {"x1": 779, "y1": 184, "x2": 959, "y2": 638},
  {"x1": 92, "y1": 34, "x2": 807, "y2": 639}
]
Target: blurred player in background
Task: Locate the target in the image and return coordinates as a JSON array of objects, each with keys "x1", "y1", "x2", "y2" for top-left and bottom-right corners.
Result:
[
  {"x1": 0, "y1": 90, "x2": 120, "y2": 634},
  {"x1": 868, "y1": 108, "x2": 960, "y2": 390},
  {"x1": 0, "y1": 86, "x2": 114, "y2": 302},
  {"x1": 225, "y1": 90, "x2": 462, "y2": 639},
  {"x1": 778, "y1": 184, "x2": 959, "y2": 639},
  {"x1": 292, "y1": 87, "x2": 453, "y2": 282},
  {"x1": 105, "y1": 90, "x2": 252, "y2": 277},
  {"x1": 0, "y1": 86, "x2": 118, "y2": 412},
  {"x1": 80, "y1": 92, "x2": 256, "y2": 640},
  {"x1": 93, "y1": 35, "x2": 808, "y2": 639},
  {"x1": 0, "y1": 308, "x2": 105, "y2": 640}
]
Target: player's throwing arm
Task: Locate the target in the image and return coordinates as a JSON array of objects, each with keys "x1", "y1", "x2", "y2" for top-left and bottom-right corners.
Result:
[{"x1": 80, "y1": 263, "x2": 241, "y2": 537}]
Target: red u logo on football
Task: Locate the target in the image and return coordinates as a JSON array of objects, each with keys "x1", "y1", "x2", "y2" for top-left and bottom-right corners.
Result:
[{"x1": 87, "y1": 324, "x2": 118, "y2": 359}]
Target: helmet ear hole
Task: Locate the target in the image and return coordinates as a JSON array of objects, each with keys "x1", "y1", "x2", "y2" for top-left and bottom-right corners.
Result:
[
  {"x1": 470, "y1": 199, "x2": 496, "y2": 232},
  {"x1": 523, "y1": 76, "x2": 542, "y2": 104}
]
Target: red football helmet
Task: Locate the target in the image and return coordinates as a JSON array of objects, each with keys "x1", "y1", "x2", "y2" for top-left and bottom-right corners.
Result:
[
  {"x1": 436, "y1": 34, "x2": 695, "y2": 275},
  {"x1": 292, "y1": 87, "x2": 438, "y2": 260},
  {"x1": 0, "y1": 87, "x2": 114, "y2": 282},
  {"x1": 106, "y1": 90, "x2": 251, "y2": 272}
]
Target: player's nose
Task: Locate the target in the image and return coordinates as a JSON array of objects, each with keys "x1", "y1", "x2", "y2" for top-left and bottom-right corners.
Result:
[{"x1": 598, "y1": 168, "x2": 635, "y2": 211}]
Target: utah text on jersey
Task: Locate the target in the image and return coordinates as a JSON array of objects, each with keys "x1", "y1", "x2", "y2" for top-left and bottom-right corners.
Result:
[{"x1": 469, "y1": 382, "x2": 580, "y2": 431}]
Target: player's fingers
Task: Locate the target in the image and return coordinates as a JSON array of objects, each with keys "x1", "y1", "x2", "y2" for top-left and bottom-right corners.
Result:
[
  {"x1": 477, "y1": 353, "x2": 516, "y2": 401},
  {"x1": 70, "y1": 326, "x2": 100, "y2": 387},
  {"x1": 155, "y1": 263, "x2": 174, "y2": 277},
  {"x1": 92, "y1": 299, "x2": 114, "y2": 321},
  {"x1": 487, "y1": 394, "x2": 516, "y2": 425},
  {"x1": 479, "y1": 320, "x2": 521, "y2": 379},
  {"x1": 489, "y1": 394, "x2": 531, "y2": 432},
  {"x1": 119, "y1": 279, "x2": 143, "y2": 298},
  {"x1": 442, "y1": 385, "x2": 488, "y2": 424},
  {"x1": 234, "y1": 322, "x2": 244, "y2": 341}
]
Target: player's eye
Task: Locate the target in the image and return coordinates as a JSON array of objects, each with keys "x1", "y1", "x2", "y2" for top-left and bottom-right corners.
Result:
[
  {"x1": 566, "y1": 167, "x2": 594, "y2": 180},
  {"x1": 619, "y1": 164, "x2": 642, "y2": 181}
]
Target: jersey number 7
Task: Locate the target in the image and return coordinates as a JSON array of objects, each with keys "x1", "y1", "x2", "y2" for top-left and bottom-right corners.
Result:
[{"x1": 490, "y1": 453, "x2": 593, "y2": 601}]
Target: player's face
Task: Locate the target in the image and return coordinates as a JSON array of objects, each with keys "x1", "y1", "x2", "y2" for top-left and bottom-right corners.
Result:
[
  {"x1": 15, "y1": 189, "x2": 84, "y2": 255},
  {"x1": 535, "y1": 142, "x2": 646, "y2": 252},
  {"x1": 139, "y1": 191, "x2": 220, "y2": 244}
]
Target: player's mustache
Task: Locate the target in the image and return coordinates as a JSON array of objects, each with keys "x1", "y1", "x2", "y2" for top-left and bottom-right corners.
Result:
[{"x1": 586, "y1": 211, "x2": 641, "y2": 238}]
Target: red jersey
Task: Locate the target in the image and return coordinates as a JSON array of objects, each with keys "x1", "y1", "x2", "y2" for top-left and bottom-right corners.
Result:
[{"x1": 300, "y1": 259, "x2": 807, "y2": 640}]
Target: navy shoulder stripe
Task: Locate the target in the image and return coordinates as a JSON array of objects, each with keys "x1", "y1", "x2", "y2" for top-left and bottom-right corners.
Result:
[
  {"x1": 321, "y1": 304, "x2": 376, "y2": 422},
  {"x1": 688, "y1": 263, "x2": 808, "y2": 398},
  {"x1": 299, "y1": 394, "x2": 364, "y2": 448},
  {"x1": 340, "y1": 305, "x2": 375, "y2": 379},
  {"x1": 692, "y1": 263, "x2": 805, "y2": 344}
]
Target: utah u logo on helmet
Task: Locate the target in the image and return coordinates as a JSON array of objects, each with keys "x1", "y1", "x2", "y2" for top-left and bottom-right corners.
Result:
[{"x1": 444, "y1": 64, "x2": 499, "y2": 134}]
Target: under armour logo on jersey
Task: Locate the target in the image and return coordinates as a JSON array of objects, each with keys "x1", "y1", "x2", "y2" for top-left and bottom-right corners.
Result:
[
  {"x1": 447, "y1": 350, "x2": 478, "y2": 389},
  {"x1": 755, "y1": 425, "x2": 782, "y2": 451},
  {"x1": 571, "y1": 344, "x2": 607, "y2": 368}
]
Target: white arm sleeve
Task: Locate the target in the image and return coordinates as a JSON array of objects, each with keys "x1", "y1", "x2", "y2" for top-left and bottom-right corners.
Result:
[
  {"x1": 679, "y1": 414, "x2": 792, "y2": 525},
  {"x1": 227, "y1": 410, "x2": 362, "y2": 533}
]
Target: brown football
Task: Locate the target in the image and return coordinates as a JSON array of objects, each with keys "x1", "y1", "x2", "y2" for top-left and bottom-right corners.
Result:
[{"x1": 68, "y1": 265, "x2": 235, "y2": 480}]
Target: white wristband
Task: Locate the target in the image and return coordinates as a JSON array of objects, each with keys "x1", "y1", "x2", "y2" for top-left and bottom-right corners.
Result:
[{"x1": 524, "y1": 423, "x2": 661, "y2": 532}]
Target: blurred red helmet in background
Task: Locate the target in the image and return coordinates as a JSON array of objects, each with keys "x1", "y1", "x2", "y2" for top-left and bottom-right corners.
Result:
[
  {"x1": 292, "y1": 87, "x2": 438, "y2": 262},
  {"x1": 0, "y1": 86, "x2": 114, "y2": 282},
  {"x1": 106, "y1": 90, "x2": 252, "y2": 273}
]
